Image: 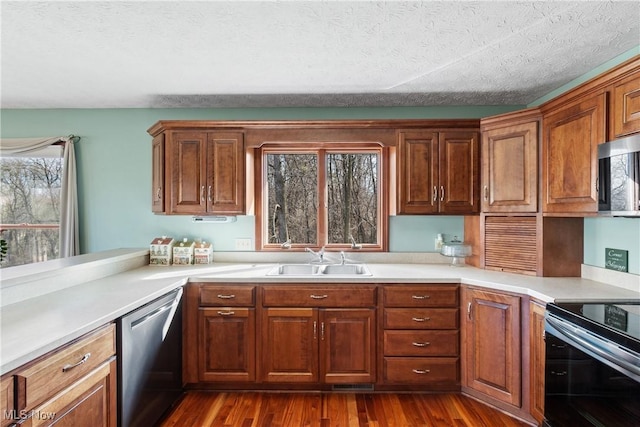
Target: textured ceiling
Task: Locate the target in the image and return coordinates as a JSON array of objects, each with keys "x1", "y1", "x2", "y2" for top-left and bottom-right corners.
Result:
[{"x1": 1, "y1": 1, "x2": 639, "y2": 108}]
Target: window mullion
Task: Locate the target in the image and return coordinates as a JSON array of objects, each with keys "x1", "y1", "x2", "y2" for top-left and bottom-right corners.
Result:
[{"x1": 317, "y1": 149, "x2": 328, "y2": 248}]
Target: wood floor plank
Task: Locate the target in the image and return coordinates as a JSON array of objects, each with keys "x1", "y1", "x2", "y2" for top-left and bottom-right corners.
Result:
[{"x1": 160, "y1": 392, "x2": 531, "y2": 427}]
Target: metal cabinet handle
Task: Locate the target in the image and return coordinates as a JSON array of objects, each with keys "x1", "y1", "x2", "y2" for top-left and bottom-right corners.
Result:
[
  {"x1": 200, "y1": 185, "x2": 205, "y2": 202},
  {"x1": 440, "y1": 186, "x2": 445, "y2": 202},
  {"x1": 412, "y1": 342, "x2": 431, "y2": 347},
  {"x1": 310, "y1": 294, "x2": 328, "y2": 299},
  {"x1": 313, "y1": 321, "x2": 317, "y2": 340},
  {"x1": 483, "y1": 185, "x2": 489, "y2": 201},
  {"x1": 217, "y1": 311, "x2": 235, "y2": 316},
  {"x1": 432, "y1": 186, "x2": 437, "y2": 204},
  {"x1": 412, "y1": 369, "x2": 430, "y2": 374},
  {"x1": 62, "y1": 353, "x2": 91, "y2": 372},
  {"x1": 412, "y1": 295, "x2": 430, "y2": 300},
  {"x1": 467, "y1": 302, "x2": 472, "y2": 320},
  {"x1": 412, "y1": 317, "x2": 430, "y2": 322},
  {"x1": 156, "y1": 187, "x2": 162, "y2": 201},
  {"x1": 321, "y1": 322, "x2": 325, "y2": 341},
  {"x1": 208, "y1": 185, "x2": 212, "y2": 202},
  {"x1": 551, "y1": 371, "x2": 567, "y2": 376},
  {"x1": 217, "y1": 294, "x2": 235, "y2": 299}
]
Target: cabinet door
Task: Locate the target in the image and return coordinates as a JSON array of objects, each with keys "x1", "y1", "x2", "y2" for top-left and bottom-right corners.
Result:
[
  {"x1": 397, "y1": 131, "x2": 438, "y2": 214},
  {"x1": 482, "y1": 122, "x2": 538, "y2": 213},
  {"x1": 206, "y1": 132, "x2": 245, "y2": 214},
  {"x1": 1, "y1": 376, "x2": 14, "y2": 427},
  {"x1": 261, "y1": 308, "x2": 318, "y2": 383},
  {"x1": 542, "y1": 94, "x2": 605, "y2": 214},
  {"x1": 198, "y1": 308, "x2": 255, "y2": 382},
  {"x1": 320, "y1": 309, "x2": 376, "y2": 384},
  {"x1": 169, "y1": 132, "x2": 207, "y2": 214},
  {"x1": 529, "y1": 300, "x2": 546, "y2": 424},
  {"x1": 612, "y1": 73, "x2": 640, "y2": 138},
  {"x1": 151, "y1": 133, "x2": 165, "y2": 213},
  {"x1": 463, "y1": 287, "x2": 521, "y2": 407},
  {"x1": 439, "y1": 132, "x2": 480, "y2": 214},
  {"x1": 27, "y1": 359, "x2": 116, "y2": 427}
]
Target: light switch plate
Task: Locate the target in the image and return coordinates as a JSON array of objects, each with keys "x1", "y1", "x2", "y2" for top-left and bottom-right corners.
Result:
[{"x1": 235, "y1": 238, "x2": 253, "y2": 251}]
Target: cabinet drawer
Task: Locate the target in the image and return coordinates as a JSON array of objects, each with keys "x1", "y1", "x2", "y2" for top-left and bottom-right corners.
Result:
[
  {"x1": 383, "y1": 357, "x2": 459, "y2": 384},
  {"x1": 383, "y1": 285, "x2": 458, "y2": 307},
  {"x1": 262, "y1": 286, "x2": 376, "y2": 307},
  {"x1": 384, "y1": 308, "x2": 458, "y2": 329},
  {"x1": 200, "y1": 285, "x2": 255, "y2": 306},
  {"x1": 383, "y1": 330, "x2": 459, "y2": 356},
  {"x1": 15, "y1": 324, "x2": 115, "y2": 411}
]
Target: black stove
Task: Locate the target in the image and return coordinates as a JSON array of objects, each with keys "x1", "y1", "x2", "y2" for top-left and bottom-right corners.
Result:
[{"x1": 544, "y1": 300, "x2": 640, "y2": 427}]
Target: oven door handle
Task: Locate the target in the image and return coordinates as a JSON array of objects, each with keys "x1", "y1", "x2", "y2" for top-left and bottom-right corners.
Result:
[{"x1": 546, "y1": 315, "x2": 640, "y2": 381}]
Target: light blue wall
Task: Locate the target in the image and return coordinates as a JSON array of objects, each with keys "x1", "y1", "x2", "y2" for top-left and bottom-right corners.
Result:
[{"x1": 0, "y1": 106, "x2": 515, "y2": 254}]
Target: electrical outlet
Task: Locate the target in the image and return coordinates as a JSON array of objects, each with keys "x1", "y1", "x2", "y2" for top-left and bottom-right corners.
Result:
[{"x1": 235, "y1": 238, "x2": 253, "y2": 251}]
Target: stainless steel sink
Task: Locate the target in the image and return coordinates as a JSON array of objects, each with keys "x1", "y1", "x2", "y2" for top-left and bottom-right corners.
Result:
[
  {"x1": 266, "y1": 263, "x2": 372, "y2": 277},
  {"x1": 319, "y1": 264, "x2": 371, "y2": 275}
]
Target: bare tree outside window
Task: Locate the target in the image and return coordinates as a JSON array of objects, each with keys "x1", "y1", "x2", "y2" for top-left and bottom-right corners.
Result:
[
  {"x1": 0, "y1": 155, "x2": 62, "y2": 267},
  {"x1": 265, "y1": 149, "x2": 380, "y2": 248}
]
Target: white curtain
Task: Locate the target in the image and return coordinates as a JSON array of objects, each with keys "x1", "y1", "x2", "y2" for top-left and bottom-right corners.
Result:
[{"x1": 0, "y1": 136, "x2": 80, "y2": 257}]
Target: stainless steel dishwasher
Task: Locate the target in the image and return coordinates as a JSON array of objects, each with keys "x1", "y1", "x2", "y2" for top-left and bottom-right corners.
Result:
[{"x1": 117, "y1": 287, "x2": 183, "y2": 427}]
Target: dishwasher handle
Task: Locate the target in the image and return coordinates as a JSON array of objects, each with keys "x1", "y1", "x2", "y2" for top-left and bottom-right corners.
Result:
[{"x1": 131, "y1": 288, "x2": 183, "y2": 330}]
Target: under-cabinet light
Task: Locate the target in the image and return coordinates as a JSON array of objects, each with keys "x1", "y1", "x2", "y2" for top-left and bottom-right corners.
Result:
[{"x1": 192, "y1": 216, "x2": 237, "y2": 223}]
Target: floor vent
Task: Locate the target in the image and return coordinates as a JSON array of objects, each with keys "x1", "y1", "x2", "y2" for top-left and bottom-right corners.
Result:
[{"x1": 331, "y1": 384, "x2": 374, "y2": 392}]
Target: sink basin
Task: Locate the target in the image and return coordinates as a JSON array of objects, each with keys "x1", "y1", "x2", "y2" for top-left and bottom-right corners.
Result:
[
  {"x1": 319, "y1": 264, "x2": 371, "y2": 275},
  {"x1": 268, "y1": 264, "x2": 320, "y2": 275},
  {"x1": 266, "y1": 263, "x2": 372, "y2": 277}
]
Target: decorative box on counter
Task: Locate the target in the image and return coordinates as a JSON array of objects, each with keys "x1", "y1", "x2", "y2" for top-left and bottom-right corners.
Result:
[
  {"x1": 194, "y1": 241, "x2": 213, "y2": 264},
  {"x1": 149, "y1": 236, "x2": 174, "y2": 266},
  {"x1": 173, "y1": 238, "x2": 195, "y2": 265}
]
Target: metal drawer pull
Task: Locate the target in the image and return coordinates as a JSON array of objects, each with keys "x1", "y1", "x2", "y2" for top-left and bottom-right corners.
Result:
[
  {"x1": 551, "y1": 371, "x2": 567, "y2": 376},
  {"x1": 217, "y1": 311, "x2": 235, "y2": 316},
  {"x1": 310, "y1": 294, "x2": 328, "y2": 299},
  {"x1": 412, "y1": 342, "x2": 431, "y2": 347},
  {"x1": 412, "y1": 369, "x2": 430, "y2": 374},
  {"x1": 551, "y1": 343, "x2": 567, "y2": 349},
  {"x1": 62, "y1": 353, "x2": 91, "y2": 372},
  {"x1": 217, "y1": 294, "x2": 235, "y2": 299},
  {"x1": 412, "y1": 317, "x2": 431, "y2": 322},
  {"x1": 412, "y1": 295, "x2": 430, "y2": 300}
]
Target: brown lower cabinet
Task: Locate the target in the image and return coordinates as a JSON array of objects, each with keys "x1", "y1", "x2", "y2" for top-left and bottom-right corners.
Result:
[
  {"x1": 529, "y1": 300, "x2": 546, "y2": 424},
  {"x1": 1, "y1": 324, "x2": 117, "y2": 427}
]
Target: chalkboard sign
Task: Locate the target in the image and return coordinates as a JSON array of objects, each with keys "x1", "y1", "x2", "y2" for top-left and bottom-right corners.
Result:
[
  {"x1": 604, "y1": 304, "x2": 628, "y2": 331},
  {"x1": 605, "y1": 248, "x2": 628, "y2": 272}
]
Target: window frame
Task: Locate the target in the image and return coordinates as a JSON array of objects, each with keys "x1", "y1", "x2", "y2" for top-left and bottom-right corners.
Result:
[{"x1": 255, "y1": 141, "x2": 388, "y2": 252}]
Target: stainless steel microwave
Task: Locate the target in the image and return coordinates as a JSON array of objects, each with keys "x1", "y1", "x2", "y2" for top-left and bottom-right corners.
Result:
[{"x1": 598, "y1": 134, "x2": 640, "y2": 216}]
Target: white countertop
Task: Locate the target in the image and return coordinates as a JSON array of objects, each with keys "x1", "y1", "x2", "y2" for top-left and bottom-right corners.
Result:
[{"x1": 1, "y1": 249, "x2": 639, "y2": 375}]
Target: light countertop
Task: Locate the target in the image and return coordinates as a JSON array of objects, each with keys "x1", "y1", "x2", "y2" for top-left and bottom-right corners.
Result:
[{"x1": 1, "y1": 249, "x2": 639, "y2": 375}]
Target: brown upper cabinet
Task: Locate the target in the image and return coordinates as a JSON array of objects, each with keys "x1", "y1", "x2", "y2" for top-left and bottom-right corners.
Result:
[
  {"x1": 149, "y1": 128, "x2": 245, "y2": 215},
  {"x1": 542, "y1": 92, "x2": 605, "y2": 215},
  {"x1": 481, "y1": 110, "x2": 540, "y2": 213},
  {"x1": 397, "y1": 130, "x2": 480, "y2": 214},
  {"x1": 612, "y1": 71, "x2": 640, "y2": 139}
]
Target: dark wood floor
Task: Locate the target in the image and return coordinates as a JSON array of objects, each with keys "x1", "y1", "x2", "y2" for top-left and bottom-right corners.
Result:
[{"x1": 159, "y1": 392, "x2": 531, "y2": 427}]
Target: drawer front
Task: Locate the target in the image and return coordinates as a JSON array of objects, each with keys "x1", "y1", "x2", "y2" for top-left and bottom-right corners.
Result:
[
  {"x1": 1, "y1": 376, "x2": 14, "y2": 427},
  {"x1": 383, "y1": 330, "x2": 459, "y2": 356},
  {"x1": 383, "y1": 357, "x2": 459, "y2": 384},
  {"x1": 200, "y1": 285, "x2": 255, "y2": 306},
  {"x1": 15, "y1": 324, "x2": 116, "y2": 411},
  {"x1": 383, "y1": 285, "x2": 458, "y2": 307},
  {"x1": 384, "y1": 308, "x2": 459, "y2": 329},
  {"x1": 262, "y1": 286, "x2": 376, "y2": 307}
]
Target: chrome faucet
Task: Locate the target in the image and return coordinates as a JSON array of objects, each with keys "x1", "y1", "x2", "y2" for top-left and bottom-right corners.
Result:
[
  {"x1": 350, "y1": 235, "x2": 362, "y2": 249},
  {"x1": 305, "y1": 246, "x2": 326, "y2": 263}
]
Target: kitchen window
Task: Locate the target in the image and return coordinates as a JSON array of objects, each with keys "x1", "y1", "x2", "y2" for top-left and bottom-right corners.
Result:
[
  {"x1": 0, "y1": 145, "x2": 63, "y2": 267},
  {"x1": 256, "y1": 144, "x2": 387, "y2": 251}
]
